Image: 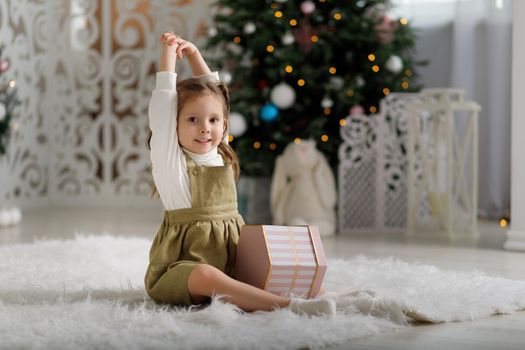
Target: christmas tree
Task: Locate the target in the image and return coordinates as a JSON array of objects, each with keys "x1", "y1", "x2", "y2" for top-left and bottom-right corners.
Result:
[
  {"x1": 206, "y1": 0, "x2": 421, "y2": 176},
  {"x1": 0, "y1": 45, "x2": 19, "y2": 156}
]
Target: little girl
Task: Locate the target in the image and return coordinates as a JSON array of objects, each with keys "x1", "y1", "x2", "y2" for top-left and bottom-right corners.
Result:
[{"x1": 144, "y1": 32, "x2": 335, "y2": 317}]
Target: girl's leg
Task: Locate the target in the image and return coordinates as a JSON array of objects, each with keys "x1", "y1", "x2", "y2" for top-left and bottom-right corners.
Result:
[{"x1": 187, "y1": 263, "x2": 290, "y2": 312}]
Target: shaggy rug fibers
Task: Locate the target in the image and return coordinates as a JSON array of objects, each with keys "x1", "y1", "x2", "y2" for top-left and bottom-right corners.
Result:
[{"x1": 1, "y1": 235, "x2": 525, "y2": 350}]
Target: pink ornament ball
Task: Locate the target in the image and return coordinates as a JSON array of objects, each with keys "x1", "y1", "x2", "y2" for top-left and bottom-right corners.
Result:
[
  {"x1": 350, "y1": 105, "x2": 365, "y2": 115},
  {"x1": 301, "y1": 1, "x2": 316, "y2": 15},
  {"x1": 0, "y1": 59, "x2": 9, "y2": 73}
]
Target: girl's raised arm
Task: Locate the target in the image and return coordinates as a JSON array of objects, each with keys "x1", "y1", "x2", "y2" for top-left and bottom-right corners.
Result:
[
  {"x1": 173, "y1": 37, "x2": 212, "y2": 76},
  {"x1": 159, "y1": 32, "x2": 178, "y2": 72}
]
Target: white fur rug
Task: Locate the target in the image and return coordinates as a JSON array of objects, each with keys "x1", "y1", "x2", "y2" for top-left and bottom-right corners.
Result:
[{"x1": 1, "y1": 235, "x2": 525, "y2": 350}]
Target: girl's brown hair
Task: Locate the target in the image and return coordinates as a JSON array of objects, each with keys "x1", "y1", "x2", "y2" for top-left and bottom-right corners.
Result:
[{"x1": 146, "y1": 77, "x2": 240, "y2": 197}]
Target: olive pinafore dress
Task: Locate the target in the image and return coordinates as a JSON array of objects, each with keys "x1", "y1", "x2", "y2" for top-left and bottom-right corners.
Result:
[{"x1": 144, "y1": 155, "x2": 244, "y2": 305}]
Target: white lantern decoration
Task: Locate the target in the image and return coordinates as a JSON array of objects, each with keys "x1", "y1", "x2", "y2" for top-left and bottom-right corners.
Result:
[
  {"x1": 229, "y1": 112, "x2": 247, "y2": 137},
  {"x1": 270, "y1": 83, "x2": 296, "y2": 109},
  {"x1": 0, "y1": 102, "x2": 6, "y2": 121},
  {"x1": 243, "y1": 22, "x2": 256, "y2": 34},
  {"x1": 386, "y1": 55, "x2": 404, "y2": 73},
  {"x1": 282, "y1": 31, "x2": 295, "y2": 45}
]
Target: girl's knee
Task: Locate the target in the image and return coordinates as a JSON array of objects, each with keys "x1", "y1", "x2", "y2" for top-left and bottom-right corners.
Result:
[{"x1": 191, "y1": 263, "x2": 223, "y2": 284}]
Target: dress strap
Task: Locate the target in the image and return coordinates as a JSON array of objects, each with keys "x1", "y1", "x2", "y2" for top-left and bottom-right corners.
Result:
[{"x1": 184, "y1": 152, "x2": 196, "y2": 169}]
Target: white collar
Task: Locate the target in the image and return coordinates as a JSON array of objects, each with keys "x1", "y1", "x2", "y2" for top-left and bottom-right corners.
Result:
[{"x1": 183, "y1": 147, "x2": 222, "y2": 166}]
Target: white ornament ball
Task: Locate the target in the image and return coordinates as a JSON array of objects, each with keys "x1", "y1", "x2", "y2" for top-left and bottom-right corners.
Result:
[
  {"x1": 282, "y1": 31, "x2": 295, "y2": 45},
  {"x1": 220, "y1": 70, "x2": 232, "y2": 85},
  {"x1": 229, "y1": 112, "x2": 247, "y2": 137},
  {"x1": 0, "y1": 102, "x2": 5, "y2": 121},
  {"x1": 301, "y1": 1, "x2": 316, "y2": 15},
  {"x1": 355, "y1": 76, "x2": 365, "y2": 87},
  {"x1": 9, "y1": 207, "x2": 22, "y2": 224},
  {"x1": 321, "y1": 97, "x2": 334, "y2": 108},
  {"x1": 270, "y1": 83, "x2": 296, "y2": 109},
  {"x1": 0, "y1": 208, "x2": 11, "y2": 227},
  {"x1": 207, "y1": 27, "x2": 218, "y2": 37},
  {"x1": 243, "y1": 22, "x2": 256, "y2": 35},
  {"x1": 386, "y1": 55, "x2": 404, "y2": 73},
  {"x1": 226, "y1": 42, "x2": 243, "y2": 55},
  {"x1": 329, "y1": 76, "x2": 344, "y2": 89}
]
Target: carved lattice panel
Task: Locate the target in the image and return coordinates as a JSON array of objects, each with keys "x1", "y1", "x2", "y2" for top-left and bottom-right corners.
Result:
[
  {"x1": 1, "y1": 0, "x2": 214, "y2": 207},
  {"x1": 338, "y1": 93, "x2": 426, "y2": 233},
  {"x1": 0, "y1": 1, "x2": 49, "y2": 205}
]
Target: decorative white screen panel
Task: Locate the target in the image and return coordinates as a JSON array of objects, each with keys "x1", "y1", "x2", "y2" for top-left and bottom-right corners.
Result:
[{"x1": 0, "y1": 0, "x2": 214, "y2": 207}]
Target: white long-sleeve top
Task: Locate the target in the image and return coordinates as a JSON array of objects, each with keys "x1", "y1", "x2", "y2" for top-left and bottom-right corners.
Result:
[{"x1": 148, "y1": 71, "x2": 223, "y2": 210}]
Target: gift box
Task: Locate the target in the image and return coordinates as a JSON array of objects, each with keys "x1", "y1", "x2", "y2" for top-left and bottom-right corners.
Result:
[{"x1": 235, "y1": 225, "x2": 327, "y2": 299}]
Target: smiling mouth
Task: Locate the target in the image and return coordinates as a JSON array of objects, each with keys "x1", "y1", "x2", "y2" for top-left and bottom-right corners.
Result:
[{"x1": 194, "y1": 139, "x2": 212, "y2": 144}]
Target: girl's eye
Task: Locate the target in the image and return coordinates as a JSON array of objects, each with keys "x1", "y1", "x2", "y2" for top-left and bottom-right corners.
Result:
[
  {"x1": 188, "y1": 117, "x2": 197, "y2": 123},
  {"x1": 210, "y1": 117, "x2": 219, "y2": 123}
]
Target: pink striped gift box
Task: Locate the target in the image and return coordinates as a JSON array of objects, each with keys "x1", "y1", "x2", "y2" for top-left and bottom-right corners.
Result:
[{"x1": 235, "y1": 225, "x2": 327, "y2": 299}]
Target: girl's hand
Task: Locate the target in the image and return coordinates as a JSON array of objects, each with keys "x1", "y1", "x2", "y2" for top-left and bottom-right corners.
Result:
[
  {"x1": 160, "y1": 32, "x2": 179, "y2": 48},
  {"x1": 173, "y1": 37, "x2": 198, "y2": 59}
]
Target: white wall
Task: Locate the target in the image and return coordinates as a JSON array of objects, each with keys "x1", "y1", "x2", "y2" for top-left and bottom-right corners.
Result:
[{"x1": 505, "y1": 0, "x2": 525, "y2": 250}]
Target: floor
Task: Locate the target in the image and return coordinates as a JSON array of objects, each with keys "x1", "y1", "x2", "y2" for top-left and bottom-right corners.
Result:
[{"x1": 1, "y1": 207, "x2": 524, "y2": 350}]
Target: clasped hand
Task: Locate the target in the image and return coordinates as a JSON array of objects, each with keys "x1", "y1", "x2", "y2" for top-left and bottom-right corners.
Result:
[{"x1": 160, "y1": 31, "x2": 197, "y2": 59}]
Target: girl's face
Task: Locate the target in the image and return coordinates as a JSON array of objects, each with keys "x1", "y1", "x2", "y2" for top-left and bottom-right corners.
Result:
[{"x1": 177, "y1": 94, "x2": 226, "y2": 154}]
